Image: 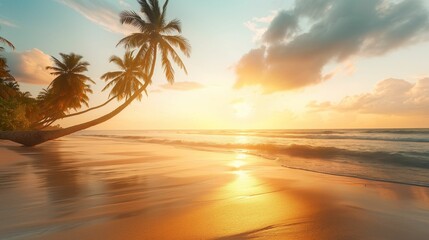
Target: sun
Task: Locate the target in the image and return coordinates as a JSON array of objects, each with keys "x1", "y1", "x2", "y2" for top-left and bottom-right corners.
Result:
[{"x1": 233, "y1": 102, "x2": 253, "y2": 118}]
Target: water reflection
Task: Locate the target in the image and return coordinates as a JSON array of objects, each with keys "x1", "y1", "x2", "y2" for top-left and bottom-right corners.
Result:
[
  {"x1": 0, "y1": 141, "x2": 155, "y2": 238},
  {"x1": 32, "y1": 147, "x2": 81, "y2": 204},
  {"x1": 235, "y1": 135, "x2": 249, "y2": 145},
  {"x1": 199, "y1": 152, "x2": 301, "y2": 236}
]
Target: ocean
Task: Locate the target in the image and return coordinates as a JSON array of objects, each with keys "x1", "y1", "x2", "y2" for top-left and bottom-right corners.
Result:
[{"x1": 80, "y1": 129, "x2": 429, "y2": 187}]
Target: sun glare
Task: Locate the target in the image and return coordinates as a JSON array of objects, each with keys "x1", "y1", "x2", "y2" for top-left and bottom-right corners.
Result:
[{"x1": 233, "y1": 102, "x2": 253, "y2": 118}]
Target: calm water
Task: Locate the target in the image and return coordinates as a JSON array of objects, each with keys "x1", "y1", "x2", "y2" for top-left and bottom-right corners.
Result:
[{"x1": 81, "y1": 129, "x2": 429, "y2": 187}]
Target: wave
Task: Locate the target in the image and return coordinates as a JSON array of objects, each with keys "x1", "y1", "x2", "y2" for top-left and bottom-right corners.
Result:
[
  {"x1": 81, "y1": 133, "x2": 429, "y2": 187},
  {"x1": 249, "y1": 134, "x2": 429, "y2": 143},
  {"x1": 168, "y1": 129, "x2": 429, "y2": 143},
  {"x1": 83, "y1": 134, "x2": 429, "y2": 169}
]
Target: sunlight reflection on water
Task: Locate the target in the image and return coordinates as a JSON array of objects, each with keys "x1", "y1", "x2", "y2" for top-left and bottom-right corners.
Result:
[{"x1": 235, "y1": 135, "x2": 249, "y2": 145}]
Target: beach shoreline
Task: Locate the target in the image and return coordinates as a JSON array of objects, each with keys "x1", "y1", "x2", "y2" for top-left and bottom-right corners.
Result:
[{"x1": 1, "y1": 135, "x2": 429, "y2": 239}]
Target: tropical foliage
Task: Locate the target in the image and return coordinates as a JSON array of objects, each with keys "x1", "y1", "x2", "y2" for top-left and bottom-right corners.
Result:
[
  {"x1": 0, "y1": 28, "x2": 15, "y2": 51},
  {"x1": 118, "y1": 0, "x2": 191, "y2": 82},
  {"x1": 0, "y1": 0, "x2": 191, "y2": 146},
  {"x1": 102, "y1": 51, "x2": 146, "y2": 101},
  {"x1": 46, "y1": 53, "x2": 94, "y2": 112}
]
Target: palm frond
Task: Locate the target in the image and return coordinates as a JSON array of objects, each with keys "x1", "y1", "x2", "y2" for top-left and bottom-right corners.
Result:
[
  {"x1": 0, "y1": 36, "x2": 15, "y2": 50},
  {"x1": 148, "y1": 0, "x2": 161, "y2": 21},
  {"x1": 109, "y1": 55, "x2": 125, "y2": 68},
  {"x1": 160, "y1": 47, "x2": 174, "y2": 83},
  {"x1": 138, "y1": 0, "x2": 156, "y2": 23},
  {"x1": 161, "y1": 0, "x2": 170, "y2": 20},
  {"x1": 164, "y1": 35, "x2": 191, "y2": 56},
  {"x1": 162, "y1": 19, "x2": 181, "y2": 33},
  {"x1": 101, "y1": 71, "x2": 123, "y2": 80},
  {"x1": 161, "y1": 39, "x2": 187, "y2": 74}
]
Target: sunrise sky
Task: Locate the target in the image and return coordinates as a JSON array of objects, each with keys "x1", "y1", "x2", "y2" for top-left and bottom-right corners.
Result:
[{"x1": 2, "y1": 0, "x2": 429, "y2": 130}]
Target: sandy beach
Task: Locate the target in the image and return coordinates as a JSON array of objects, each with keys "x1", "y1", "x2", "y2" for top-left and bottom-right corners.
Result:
[{"x1": 1, "y1": 135, "x2": 429, "y2": 240}]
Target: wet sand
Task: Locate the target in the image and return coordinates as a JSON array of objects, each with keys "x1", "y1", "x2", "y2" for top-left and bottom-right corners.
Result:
[{"x1": 1, "y1": 136, "x2": 429, "y2": 239}]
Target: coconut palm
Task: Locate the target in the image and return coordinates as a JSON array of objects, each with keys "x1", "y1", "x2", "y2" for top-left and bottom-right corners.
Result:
[
  {"x1": 118, "y1": 0, "x2": 191, "y2": 82},
  {"x1": 0, "y1": 0, "x2": 190, "y2": 146},
  {"x1": 34, "y1": 51, "x2": 145, "y2": 128},
  {"x1": 29, "y1": 53, "x2": 94, "y2": 128},
  {"x1": 101, "y1": 51, "x2": 146, "y2": 101},
  {"x1": 46, "y1": 53, "x2": 94, "y2": 112}
]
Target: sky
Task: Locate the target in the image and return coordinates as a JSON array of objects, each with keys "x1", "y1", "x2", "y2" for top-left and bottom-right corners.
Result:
[{"x1": 1, "y1": 0, "x2": 429, "y2": 130}]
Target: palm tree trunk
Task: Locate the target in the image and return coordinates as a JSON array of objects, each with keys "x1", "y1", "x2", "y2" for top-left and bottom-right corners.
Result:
[
  {"x1": 0, "y1": 82, "x2": 149, "y2": 146},
  {"x1": 32, "y1": 96, "x2": 117, "y2": 128}
]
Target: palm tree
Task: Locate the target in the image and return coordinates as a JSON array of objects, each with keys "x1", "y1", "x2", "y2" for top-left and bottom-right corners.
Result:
[
  {"x1": 0, "y1": 59, "x2": 18, "y2": 99},
  {"x1": 101, "y1": 51, "x2": 146, "y2": 101},
  {"x1": 0, "y1": 28, "x2": 15, "y2": 77},
  {"x1": 118, "y1": 0, "x2": 191, "y2": 82},
  {"x1": 32, "y1": 88, "x2": 65, "y2": 128},
  {"x1": 0, "y1": 0, "x2": 190, "y2": 146},
  {"x1": 30, "y1": 54, "x2": 95, "y2": 128},
  {"x1": 0, "y1": 29, "x2": 15, "y2": 70},
  {"x1": 46, "y1": 53, "x2": 94, "y2": 112},
  {"x1": 33, "y1": 51, "x2": 145, "y2": 128},
  {"x1": 0, "y1": 59, "x2": 14, "y2": 82},
  {"x1": 0, "y1": 79, "x2": 19, "y2": 99}
]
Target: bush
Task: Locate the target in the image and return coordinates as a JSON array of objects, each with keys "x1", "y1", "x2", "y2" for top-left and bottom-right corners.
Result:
[{"x1": 0, "y1": 98, "x2": 31, "y2": 130}]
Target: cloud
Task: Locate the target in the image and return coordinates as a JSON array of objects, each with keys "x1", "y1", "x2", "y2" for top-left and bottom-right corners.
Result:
[
  {"x1": 262, "y1": 10, "x2": 297, "y2": 43},
  {"x1": 160, "y1": 81, "x2": 204, "y2": 91},
  {"x1": 309, "y1": 78, "x2": 429, "y2": 115},
  {"x1": 236, "y1": 0, "x2": 429, "y2": 93},
  {"x1": 57, "y1": 0, "x2": 137, "y2": 35},
  {"x1": 244, "y1": 11, "x2": 277, "y2": 42},
  {"x1": 118, "y1": 0, "x2": 131, "y2": 7},
  {"x1": 4, "y1": 48, "x2": 53, "y2": 85},
  {"x1": 0, "y1": 18, "x2": 17, "y2": 28}
]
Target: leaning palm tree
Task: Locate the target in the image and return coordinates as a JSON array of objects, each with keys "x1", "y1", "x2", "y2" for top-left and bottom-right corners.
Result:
[
  {"x1": 0, "y1": 0, "x2": 190, "y2": 146},
  {"x1": 102, "y1": 51, "x2": 146, "y2": 101}
]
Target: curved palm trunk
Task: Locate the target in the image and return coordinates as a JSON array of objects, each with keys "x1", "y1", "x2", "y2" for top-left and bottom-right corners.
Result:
[
  {"x1": 33, "y1": 96, "x2": 117, "y2": 128},
  {"x1": 0, "y1": 82, "x2": 149, "y2": 146}
]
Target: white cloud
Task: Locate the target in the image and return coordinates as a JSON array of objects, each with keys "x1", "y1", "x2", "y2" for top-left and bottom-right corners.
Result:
[
  {"x1": 309, "y1": 78, "x2": 429, "y2": 116},
  {"x1": 236, "y1": 0, "x2": 429, "y2": 93},
  {"x1": 57, "y1": 0, "x2": 137, "y2": 35},
  {"x1": 4, "y1": 49, "x2": 53, "y2": 85},
  {"x1": 244, "y1": 11, "x2": 277, "y2": 42},
  {"x1": 0, "y1": 18, "x2": 17, "y2": 28}
]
